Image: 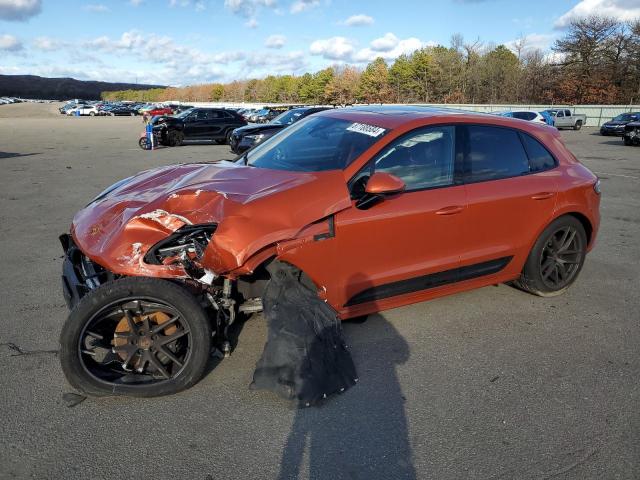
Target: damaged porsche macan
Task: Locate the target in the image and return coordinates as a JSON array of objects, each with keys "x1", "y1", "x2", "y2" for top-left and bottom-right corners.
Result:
[{"x1": 59, "y1": 107, "x2": 601, "y2": 402}]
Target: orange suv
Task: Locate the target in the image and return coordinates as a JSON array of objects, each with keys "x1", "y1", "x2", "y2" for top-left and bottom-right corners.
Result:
[{"x1": 59, "y1": 106, "x2": 600, "y2": 397}]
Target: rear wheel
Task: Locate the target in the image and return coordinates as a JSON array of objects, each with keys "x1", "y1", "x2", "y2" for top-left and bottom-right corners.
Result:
[
  {"x1": 59, "y1": 277, "x2": 212, "y2": 397},
  {"x1": 574, "y1": 120, "x2": 583, "y2": 131},
  {"x1": 224, "y1": 129, "x2": 233, "y2": 145},
  {"x1": 513, "y1": 216, "x2": 587, "y2": 297}
]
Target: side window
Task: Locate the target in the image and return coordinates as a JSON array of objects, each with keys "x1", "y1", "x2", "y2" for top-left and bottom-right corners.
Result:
[
  {"x1": 195, "y1": 110, "x2": 208, "y2": 120},
  {"x1": 557, "y1": 111, "x2": 564, "y2": 117},
  {"x1": 371, "y1": 126, "x2": 456, "y2": 191},
  {"x1": 520, "y1": 133, "x2": 557, "y2": 172},
  {"x1": 463, "y1": 125, "x2": 529, "y2": 182},
  {"x1": 565, "y1": 110, "x2": 572, "y2": 117}
]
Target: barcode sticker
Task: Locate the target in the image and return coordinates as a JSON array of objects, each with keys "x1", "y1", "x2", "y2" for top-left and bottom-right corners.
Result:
[{"x1": 346, "y1": 122, "x2": 386, "y2": 137}]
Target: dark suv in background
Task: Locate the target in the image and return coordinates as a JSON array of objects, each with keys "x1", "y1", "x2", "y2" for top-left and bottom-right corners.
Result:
[
  {"x1": 600, "y1": 112, "x2": 640, "y2": 136},
  {"x1": 230, "y1": 106, "x2": 331, "y2": 154},
  {"x1": 152, "y1": 107, "x2": 247, "y2": 146}
]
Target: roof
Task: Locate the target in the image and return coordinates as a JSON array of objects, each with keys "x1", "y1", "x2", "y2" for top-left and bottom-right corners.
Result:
[{"x1": 314, "y1": 104, "x2": 561, "y2": 143}]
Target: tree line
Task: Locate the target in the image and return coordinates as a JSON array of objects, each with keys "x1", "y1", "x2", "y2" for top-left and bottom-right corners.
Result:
[{"x1": 103, "y1": 16, "x2": 640, "y2": 106}]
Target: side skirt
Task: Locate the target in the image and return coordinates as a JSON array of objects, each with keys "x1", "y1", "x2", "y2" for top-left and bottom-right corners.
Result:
[{"x1": 345, "y1": 256, "x2": 513, "y2": 307}]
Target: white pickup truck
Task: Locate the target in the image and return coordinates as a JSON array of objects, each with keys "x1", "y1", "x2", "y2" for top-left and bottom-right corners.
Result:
[{"x1": 543, "y1": 109, "x2": 587, "y2": 130}]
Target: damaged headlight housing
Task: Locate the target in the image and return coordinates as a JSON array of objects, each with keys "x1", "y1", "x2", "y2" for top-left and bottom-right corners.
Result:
[{"x1": 144, "y1": 224, "x2": 217, "y2": 276}]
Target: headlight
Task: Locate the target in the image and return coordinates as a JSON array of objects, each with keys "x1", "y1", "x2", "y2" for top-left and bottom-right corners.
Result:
[
  {"x1": 90, "y1": 176, "x2": 134, "y2": 204},
  {"x1": 245, "y1": 134, "x2": 265, "y2": 142},
  {"x1": 144, "y1": 224, "x2": 217, "y2": 275}
]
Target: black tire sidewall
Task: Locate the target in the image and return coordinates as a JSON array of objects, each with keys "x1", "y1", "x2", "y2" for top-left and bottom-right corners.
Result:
[
  {"x1": 59, "y1": 277, "x2": 211, "y2": 397},
  {"x1": 521, "y1": 216, "x2": 587, "y2": 295}
]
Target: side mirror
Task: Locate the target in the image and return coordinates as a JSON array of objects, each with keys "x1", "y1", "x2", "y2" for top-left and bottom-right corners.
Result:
[{"x1": 357, "y1": 172, "x2": 405, "y2": 210}]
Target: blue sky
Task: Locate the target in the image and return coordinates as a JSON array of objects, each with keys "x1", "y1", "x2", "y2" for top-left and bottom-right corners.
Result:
[{"x1": 1, "y1": 0, "x2": 639, "y2": 86}]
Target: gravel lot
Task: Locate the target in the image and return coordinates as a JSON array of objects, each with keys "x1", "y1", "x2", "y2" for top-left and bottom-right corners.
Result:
[{"x1": 0, "y1": 102, "x2": 638, "y2": 480}]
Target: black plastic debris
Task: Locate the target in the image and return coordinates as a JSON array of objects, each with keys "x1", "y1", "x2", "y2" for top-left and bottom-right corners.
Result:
[{"x1": 251, "y1": 261, "x2": 358, "y2": 407}]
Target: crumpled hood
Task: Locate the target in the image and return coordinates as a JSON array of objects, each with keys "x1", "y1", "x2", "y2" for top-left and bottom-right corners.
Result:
[{"x1": 71, "y1": 161, "x2": 351, "y2": 277}]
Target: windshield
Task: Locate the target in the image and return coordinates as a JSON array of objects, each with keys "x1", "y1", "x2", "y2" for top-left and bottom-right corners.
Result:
[
  {"x1": 176, "y1": 108, "x2": 194, "y2": 118},
  {"x1": 271, "y1": 109, "x2": 305, "y2": 125},
  {"x1": 246, "y1": 116, "x2": 387, "y2": 172},
  {"x1": 613, "y1": 113, "x2": 634, "y2": 122}
]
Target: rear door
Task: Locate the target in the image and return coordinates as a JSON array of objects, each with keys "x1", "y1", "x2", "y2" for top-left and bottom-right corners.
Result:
[{"x1": 459, "y1": 125, "x2": 559, "y2": 274}]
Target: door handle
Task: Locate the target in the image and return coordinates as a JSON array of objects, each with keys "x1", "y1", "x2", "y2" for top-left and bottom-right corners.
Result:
[
  {"x1": 531, "y1": 192, "x2": 554, "y2": 200},
  {"x1": 435, "y1": 205, "x2": 464, "y2": 215}
]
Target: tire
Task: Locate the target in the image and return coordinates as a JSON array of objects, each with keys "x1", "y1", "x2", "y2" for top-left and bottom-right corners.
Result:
[
  {"x1": 59, "y1": 277, "x2": 212, "y2": 397},
  {"x1": 167, "y1": 130, "x2": 180, "y2": 147},
  {"x1": 89, "y1": 112, "x2": 95, "y2": 117},
  {"x1": 130, "y1": 112, "x2": 135, "y2": 116},
  {"x1": 110, "y1": 112, "x2": 115, "y2": 116},
  {"x1": 139, "y1": 137, "x2": 151, "y2": 150},
  {"x1": 624, "y1": 136, "x2": 632, "y2": 146},
  {"x1": 573, "y1": 120, "x2": 582, "y2": 131},
  {"x1": 225, "y1": 129, "x2": 233, "y2": 145},
  {"x1": 513, "y1": 216, "x2": 587, "y2": 297}
]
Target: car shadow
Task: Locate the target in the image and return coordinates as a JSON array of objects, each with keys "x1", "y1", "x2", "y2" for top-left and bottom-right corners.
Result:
[{"x1": 277, "y1": 273, "x2": 416, "y2": 479}]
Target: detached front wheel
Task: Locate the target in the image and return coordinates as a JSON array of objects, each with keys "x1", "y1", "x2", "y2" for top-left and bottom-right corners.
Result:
[{"x1": 59, "y1": 277, "x2": 211, "y2": 397}]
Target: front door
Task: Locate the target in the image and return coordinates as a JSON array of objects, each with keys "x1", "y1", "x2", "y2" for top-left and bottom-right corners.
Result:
[{"x1": 333, "y1": 125, "x2": 468, "y2": 312}]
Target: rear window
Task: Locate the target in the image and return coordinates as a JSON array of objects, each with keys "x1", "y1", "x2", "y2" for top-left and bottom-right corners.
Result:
[
  {"x1": 521, "y1": 133, "x2": 556, "y2": 172},
  {"x1": 463, "y1": 125, "x2": 530, "y2": 182}
]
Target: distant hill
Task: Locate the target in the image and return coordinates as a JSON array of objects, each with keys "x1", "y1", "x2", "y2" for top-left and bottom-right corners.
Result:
[{"x1": 0, "y1": 74, "x2": 166, "y2": 100}]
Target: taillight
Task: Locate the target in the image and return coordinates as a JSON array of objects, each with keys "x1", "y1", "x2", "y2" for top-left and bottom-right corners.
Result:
[{"x1": 593, "y1": 179, "x2": 601, "y2": 195}]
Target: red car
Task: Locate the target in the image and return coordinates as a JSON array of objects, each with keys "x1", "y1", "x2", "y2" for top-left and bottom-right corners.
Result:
[
  {"x1": 146, "y1": 106, "x2": 174, "y2": 117},
  {"x1": 59, "y1": 106, "x2": 600, "y2": 397}
]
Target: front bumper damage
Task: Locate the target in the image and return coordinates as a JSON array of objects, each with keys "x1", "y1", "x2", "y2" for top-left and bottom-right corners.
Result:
[{"x1": 60, "y1": 234, "x2": 116, "y2": 309}]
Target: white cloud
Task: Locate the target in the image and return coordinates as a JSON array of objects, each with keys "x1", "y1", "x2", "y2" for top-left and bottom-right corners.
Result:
[
  {"x1": 342, "y1": 14, "x2": 374, "y2": 26},
  {"x1": 290, "y1": 0, "x2": 320, "y2": 13},
  {"x1": 0, "y1": 0, "x2": 41, "y2": 21},
  {"x1": 555, "y1": 0, "x2": 640, "y2": 28},
  {"x1": 265, "y1": 34, "x2": 286, "y2": 48},
  {"x1": 0, "y1": 33, "x2": 22, "y2": 51},
  {"x1": 354, "y1": 35, "x2": 425, "y2": 62},
  {"x1": 370, "y1": 32, "x2": 399, "y2": 52},
  {"x1": 129, "y1": 0, "x2": 144, "y2": 5},
  {"x1": 32, "y1": 36, "x2": 65, "y2": 51},
  {"x1": 224, "y1": 0, "x2": 276, "y2": 17},
  {"x1": 309, "y1": 36, "x2": 356, "y2": 60},
  {"x1": 84, "y1": 4, "x2": 109, "y2": 12},
  {"x1": 505, "y1": 33, "x2": 556, "y2": 55},
  {"x1": 244, "y1": 17, "x2": 258, "y2": 27}
]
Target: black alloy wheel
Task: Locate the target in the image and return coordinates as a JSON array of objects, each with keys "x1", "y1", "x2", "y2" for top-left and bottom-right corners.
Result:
[
  {"x1": 60, "y1": 277, "x2": 211, "y2": 397},
  {"x1": 538, "y1": 225, "x2": 584, "y2": 290},
  {"x1": 513, "y1": 216, "x2": 587, "y2": 297}
]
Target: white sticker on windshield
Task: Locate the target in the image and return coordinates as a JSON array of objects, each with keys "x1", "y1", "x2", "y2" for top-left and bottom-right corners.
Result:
[{"x1": 346, "y1": 122, "x2": 386, "y2": 137}]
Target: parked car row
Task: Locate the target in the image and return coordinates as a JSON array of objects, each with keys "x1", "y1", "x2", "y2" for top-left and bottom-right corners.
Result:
[
  {"x1": 492, "y1": 109, "x2": 587, "y2": 130},
  {"x1": 230, "y1": 106, "x2": 331, "y2": 153},
  {"x1": 0, "y1": 96, "x2": 22, "y2": 105}
]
